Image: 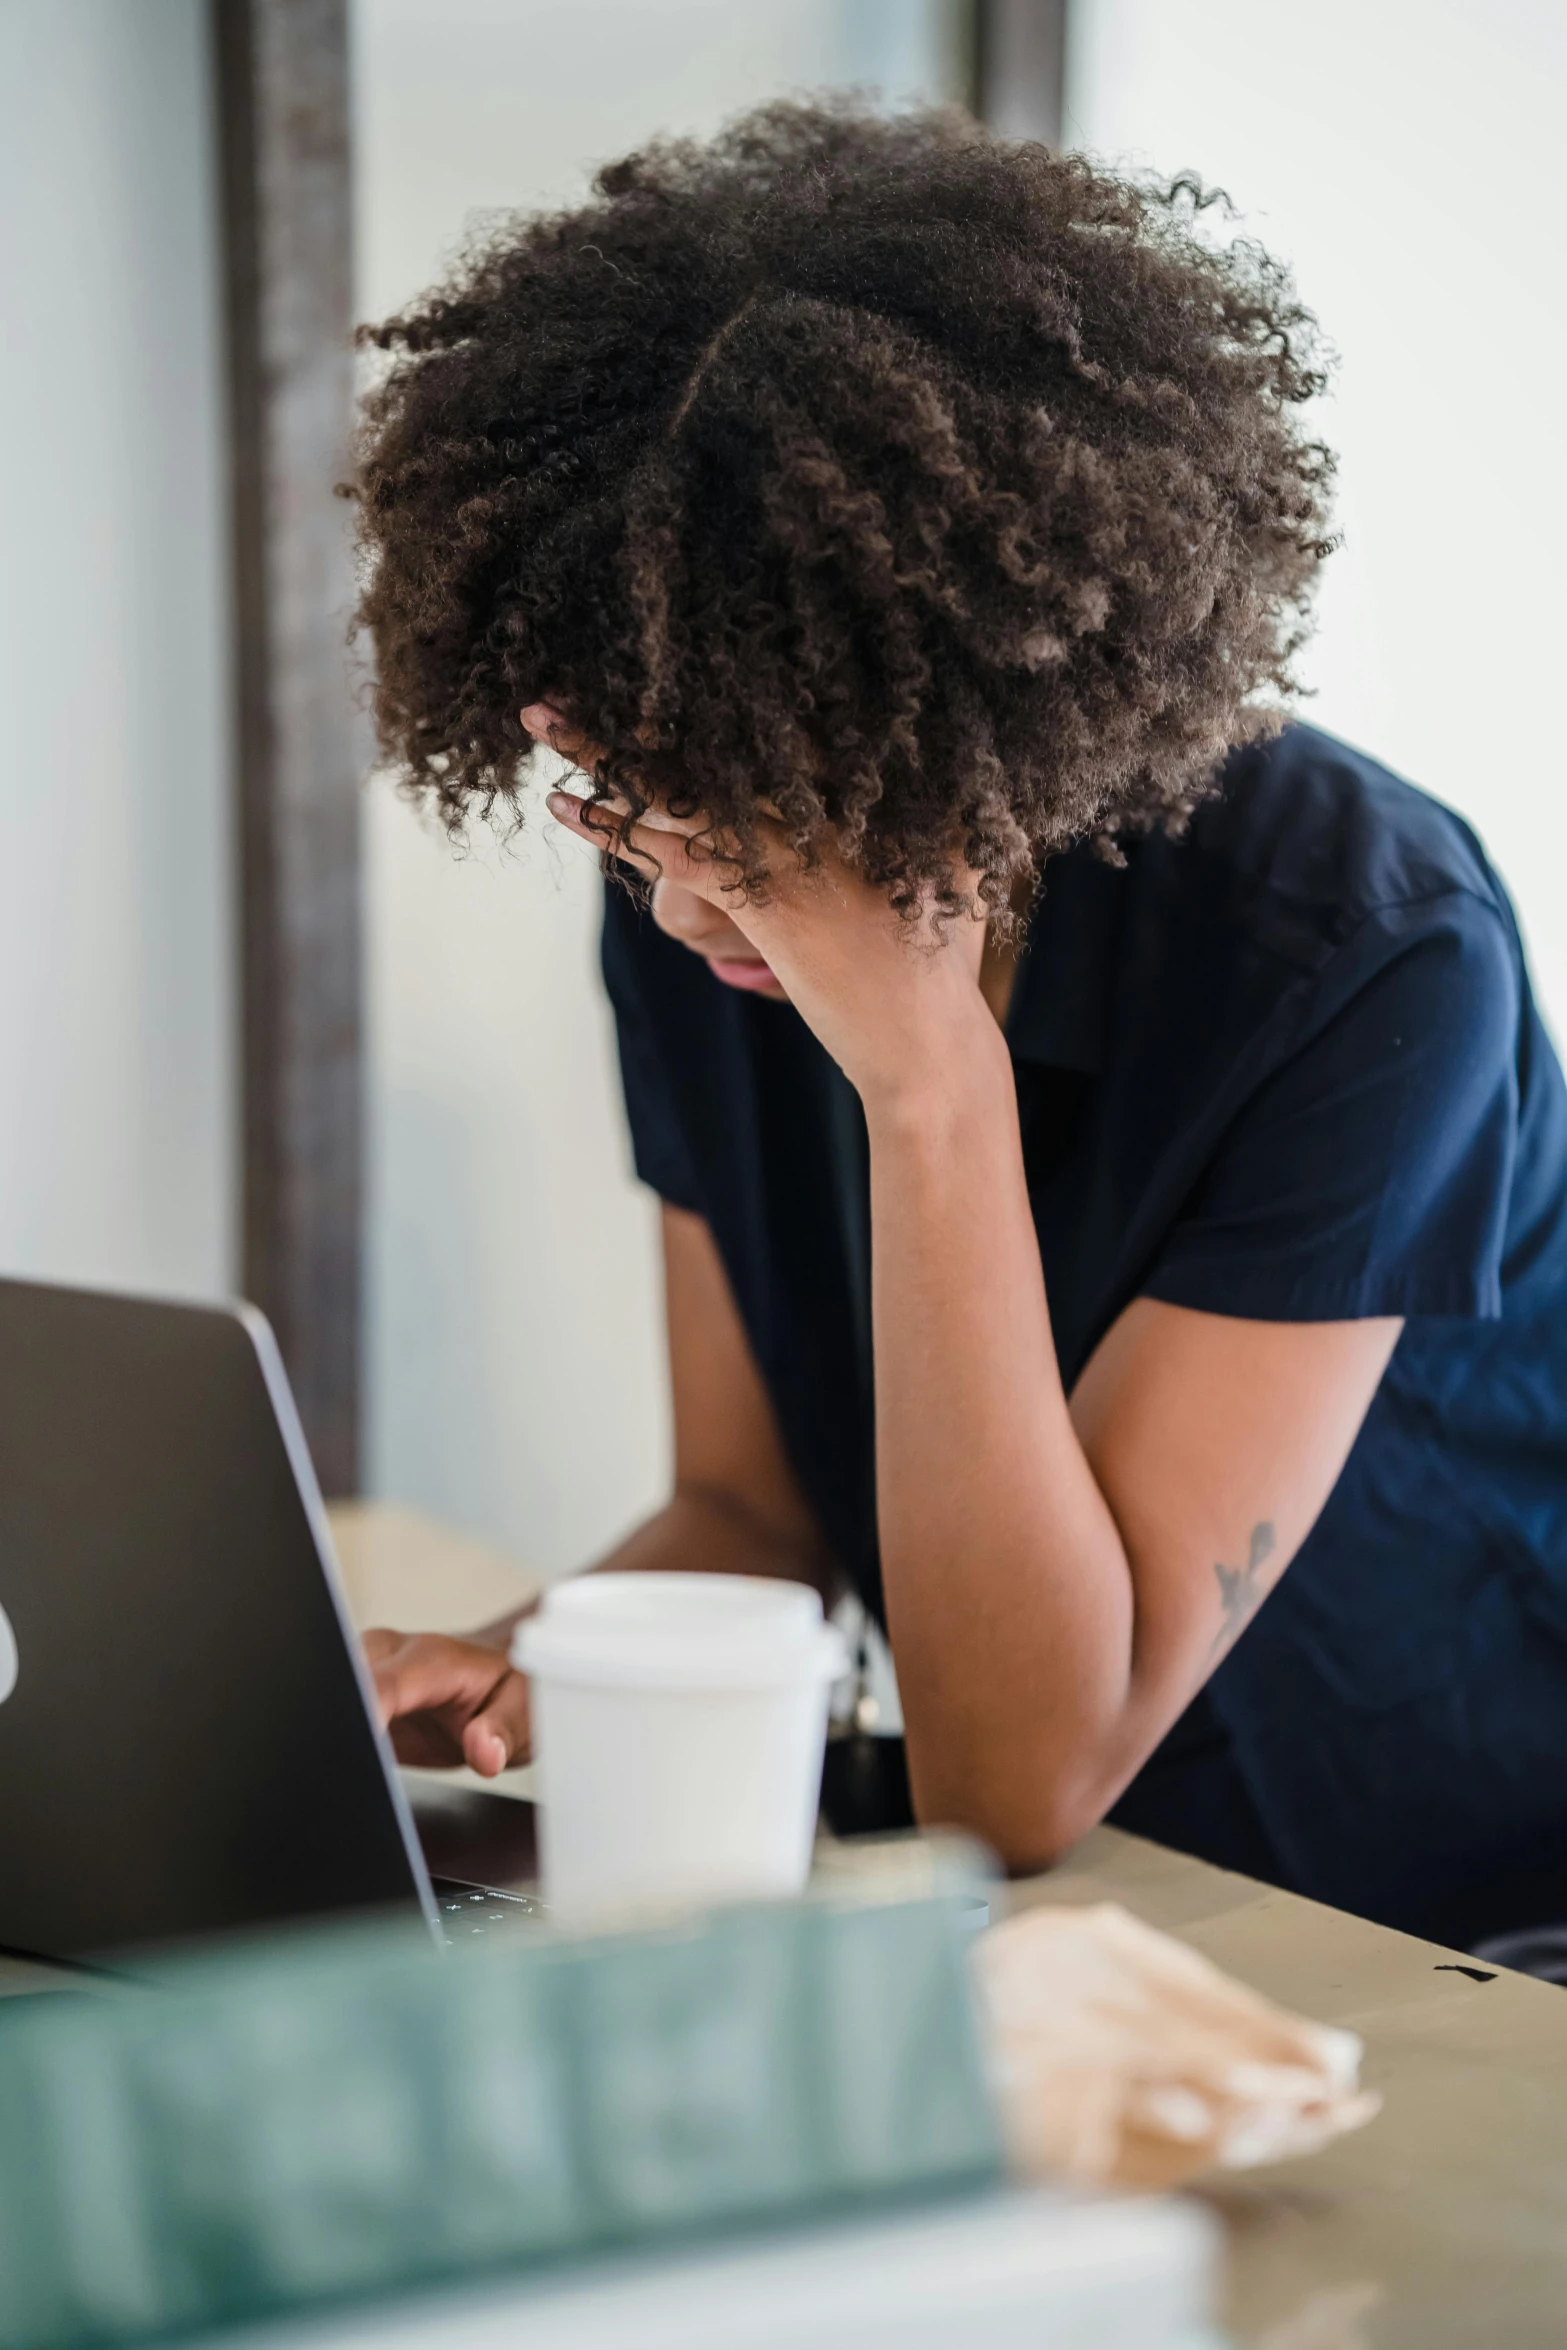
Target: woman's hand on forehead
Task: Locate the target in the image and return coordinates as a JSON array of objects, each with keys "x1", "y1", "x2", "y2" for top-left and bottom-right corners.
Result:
[
  {"x1": 522, "y1": 701, "x2": 766, "y2": 892},
  {"x1": 521, "y1": 701, "x2": 998, "y2": 1110}
]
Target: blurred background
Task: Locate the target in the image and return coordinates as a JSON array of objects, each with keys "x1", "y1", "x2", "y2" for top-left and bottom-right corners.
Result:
[{"x1": 3, "y1": 0, "x2": 1564, "y2": 1584}]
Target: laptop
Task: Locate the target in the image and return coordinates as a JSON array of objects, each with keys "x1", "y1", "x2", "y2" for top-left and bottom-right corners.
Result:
[{"x1": 0, "y1": 1273, "x2": 544, "y2": 1966}]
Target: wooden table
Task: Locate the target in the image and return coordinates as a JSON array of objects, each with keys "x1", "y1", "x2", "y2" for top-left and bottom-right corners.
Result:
[
  {"x1": 1025, "y1": 1831, "x2": 1567, "y2": 2350},
  {"x1": 7, "y1": 1502, "x2": 1566, "y2": 2347}
]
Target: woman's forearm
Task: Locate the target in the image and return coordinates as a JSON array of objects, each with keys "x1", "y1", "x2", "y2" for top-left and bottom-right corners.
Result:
[
  {"x1": 863, "y1": 1009, "x2": 1138, "y2": 1866},
  {"x1": 591, "y1": 1487, "x2": 836, "y2": 1596},
  {"x1": 472, "y1": 1487, "x2": 835, "y2": 1649}
]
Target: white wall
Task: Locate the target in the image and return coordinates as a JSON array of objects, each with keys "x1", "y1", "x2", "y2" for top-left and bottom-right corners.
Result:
[
  {"x1": 0, "y1": 1, "x2": 234, "y2": 1300},
  {"x1": 353, "y1": 0, "x2": 960, "y2": 1576},
  {"x1": 1068, "y1": 0, "x2": 1567, "y2": 1034}
]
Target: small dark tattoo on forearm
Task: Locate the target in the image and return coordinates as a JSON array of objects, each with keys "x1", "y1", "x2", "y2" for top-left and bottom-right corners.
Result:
[{"x1": 1212, "y1": 1521, "x2": 1277, "y2": 1655}]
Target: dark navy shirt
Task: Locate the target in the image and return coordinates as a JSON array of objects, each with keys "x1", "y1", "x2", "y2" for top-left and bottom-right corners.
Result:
[{"x1": 602, "y1": 725, "x2": 1567, "y2": 1949}]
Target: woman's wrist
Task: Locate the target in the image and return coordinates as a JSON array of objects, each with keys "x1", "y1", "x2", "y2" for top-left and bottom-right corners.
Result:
[
  {"x1": 854, "y1": 995, "x2": 1015, "y2": 1134},
  {"x1": 471, "y1": 1592, "x2": 541, "y2": 1652}
]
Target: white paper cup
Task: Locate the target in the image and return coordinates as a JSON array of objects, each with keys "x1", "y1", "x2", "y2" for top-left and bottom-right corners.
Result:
[{"x1": 514, "y1": 1573, "x2": 847, "y2": 1918}]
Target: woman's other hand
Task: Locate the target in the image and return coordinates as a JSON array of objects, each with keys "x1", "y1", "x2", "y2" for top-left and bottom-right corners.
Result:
[{"x1": 360, "y1": 1627, "x2": 532, "y2": 1777}]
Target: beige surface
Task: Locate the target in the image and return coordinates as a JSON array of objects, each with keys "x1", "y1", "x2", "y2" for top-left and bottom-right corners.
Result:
[
  {"x1": 7, "y1": 1501, "x2": 1565, "y2": 2344},
  {"x1": 1018, "y1": 1830, "x2": 1567, "y2": 2350},
  {"x1": 326, "y1": 1500, "x2": 540, "y2": 1639}
]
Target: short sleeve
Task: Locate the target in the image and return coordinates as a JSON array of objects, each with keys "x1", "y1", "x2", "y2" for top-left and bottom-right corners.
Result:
[
  {"x1": 1142, "y1": 895, "x2": 1521, "y2": 1322},
  {"x1": 600, "y1": 888, "x2": 705, "y2": 1214}
]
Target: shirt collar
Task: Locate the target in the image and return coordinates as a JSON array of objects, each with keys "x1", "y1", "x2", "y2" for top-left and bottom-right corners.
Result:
[{"x1": 1005, "y1": 843, "x2": 1126, "y2": 1077}]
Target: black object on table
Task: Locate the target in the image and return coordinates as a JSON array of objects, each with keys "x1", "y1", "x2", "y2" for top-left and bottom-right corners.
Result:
[{"x1": 819, "y1": 1731, "x2": 916, "y2": 1839}]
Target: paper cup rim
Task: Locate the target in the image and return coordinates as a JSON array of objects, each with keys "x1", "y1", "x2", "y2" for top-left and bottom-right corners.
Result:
[{"x1": 514, "y1": 1613, "x2": 848, "y2": 1692}]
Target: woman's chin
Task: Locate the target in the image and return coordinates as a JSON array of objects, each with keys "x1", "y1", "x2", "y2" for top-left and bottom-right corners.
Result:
[{"x1": 707, "y1": 956, "x2": 789, "y2": 1001}]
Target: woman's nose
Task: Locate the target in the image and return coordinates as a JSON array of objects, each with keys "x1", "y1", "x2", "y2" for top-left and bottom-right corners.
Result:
[{"x1": 651, "y1": 878, "x2": 736, "y2": 951}]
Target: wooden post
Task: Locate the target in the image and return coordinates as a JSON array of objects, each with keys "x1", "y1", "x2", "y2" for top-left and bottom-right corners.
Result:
[
  {"x1": 212, "y1": 0, "x2": 361, "y2": 1494},
  {"x1": 972, "y1": 0, "x2": 1068, "y2": 146}
]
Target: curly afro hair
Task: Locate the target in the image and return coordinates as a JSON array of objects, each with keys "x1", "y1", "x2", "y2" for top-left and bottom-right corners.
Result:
[{"x1": 352, "y1": 101, "x2": 1334, "y2": 921}]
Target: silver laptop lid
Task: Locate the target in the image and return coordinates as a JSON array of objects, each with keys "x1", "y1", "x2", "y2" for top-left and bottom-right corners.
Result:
[{"x1": 0, "y1": 1275, "x2": 437, "y2": 1961}]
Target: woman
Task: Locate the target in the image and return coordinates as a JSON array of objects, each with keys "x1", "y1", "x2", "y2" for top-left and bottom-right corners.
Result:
[{"x1": 354, "y1": 105, "x2": 1567, "y2": 1950}]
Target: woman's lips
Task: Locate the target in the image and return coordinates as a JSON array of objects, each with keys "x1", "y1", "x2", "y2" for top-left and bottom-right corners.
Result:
[{"x1": 707, "y1": 955, "x2": 782, "y2": 994}]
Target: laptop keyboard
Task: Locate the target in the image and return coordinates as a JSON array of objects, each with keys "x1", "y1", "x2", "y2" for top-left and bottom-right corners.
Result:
[{"x1": 433, "y1": 1880, "x2": 548, "y2": 1942}]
